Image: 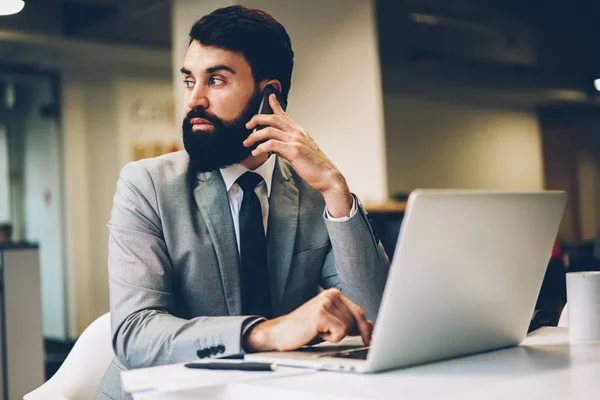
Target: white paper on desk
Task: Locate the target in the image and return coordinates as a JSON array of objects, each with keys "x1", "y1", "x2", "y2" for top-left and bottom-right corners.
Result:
[{"x1": 121, "y1": 361, "x2": 314, "y2": 394}]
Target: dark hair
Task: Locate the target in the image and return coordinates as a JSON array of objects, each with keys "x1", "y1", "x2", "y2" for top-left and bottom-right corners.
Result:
[{"x1": 189, "y1": 6, "x2": 294, "y2": 101}]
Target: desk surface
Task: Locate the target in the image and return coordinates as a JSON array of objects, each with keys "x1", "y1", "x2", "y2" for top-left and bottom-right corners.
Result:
[{"x1": 124, "y1": 327, "x2": 600, "y2": 400}]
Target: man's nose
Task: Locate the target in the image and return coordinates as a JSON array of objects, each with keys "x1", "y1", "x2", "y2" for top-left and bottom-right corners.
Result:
[{"x1": 187, "y1": 86, "x2": 209, "y2": 110}]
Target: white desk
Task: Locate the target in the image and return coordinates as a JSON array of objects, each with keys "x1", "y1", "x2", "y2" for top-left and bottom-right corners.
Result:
[{"x1": 122, "y1": 327, "x2": 600, "y2": 400}]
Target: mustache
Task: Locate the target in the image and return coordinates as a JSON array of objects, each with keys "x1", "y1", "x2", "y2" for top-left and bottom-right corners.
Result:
[{"x1": 184, "y1": 108, "x2": 221, "y2": 126}]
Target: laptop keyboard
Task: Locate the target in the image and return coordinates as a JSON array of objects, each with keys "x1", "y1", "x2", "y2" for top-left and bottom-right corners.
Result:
[{"x1": 325, "y1": 347, "x2": 370, "y2": 360}]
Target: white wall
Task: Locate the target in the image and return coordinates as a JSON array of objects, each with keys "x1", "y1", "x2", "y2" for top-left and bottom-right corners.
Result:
[
  {"x1": 62, "y1": 68, "x2": 122, "y2": 335},
  {"x1": 83, "y1": 71, "x2": 120, "y2": 326},
  {"x1": 379, "y1": 56, "x2": 545, "y2": 195},
  {"x1": 61, "y1": 71, "x2": 94, "y2": 336},
  {"x1": 116, "y1": 78, "x2": 179, "y2": 167},
  {"x1": 62, "y1": 68, "x2": 174, "y2": 335},
  {"x1": 173, "y1": 0, "x2": 388, "y2": 203},
  {"x1": 384, "y1": 95, "x2": 544, "y2": 194}
]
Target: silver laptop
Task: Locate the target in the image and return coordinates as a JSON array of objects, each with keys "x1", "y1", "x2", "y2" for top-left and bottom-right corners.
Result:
[{"x1": 245, "y1": 190, "x2": 567, "y2": 373}]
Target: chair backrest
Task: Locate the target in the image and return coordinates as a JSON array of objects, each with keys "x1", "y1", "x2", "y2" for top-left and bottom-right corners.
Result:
[
  {"x1": 24, "y1": 313, "x2": 113, "y2": 400},
  {"x1": 558, "y1": 304, "x2": 568, "y2": 327}
]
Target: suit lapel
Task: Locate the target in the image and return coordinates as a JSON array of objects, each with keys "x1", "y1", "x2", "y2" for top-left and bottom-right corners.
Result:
[
  {"x1": 267, "y1": 158, "x2": 299, "y2": 314},
  {"x1": 194, "y1": 170, "x2": 242, "y2": 315}
]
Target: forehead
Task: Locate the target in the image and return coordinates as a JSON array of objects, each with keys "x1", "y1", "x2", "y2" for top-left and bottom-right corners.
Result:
[{"x1": 183, "y1": 41, "x2": 252, "y2": 76}]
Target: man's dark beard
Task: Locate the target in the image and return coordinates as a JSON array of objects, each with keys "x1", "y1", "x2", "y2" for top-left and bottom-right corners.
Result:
[{"x1": 183, "y1": 89, "x2": 262, "y2": 172}]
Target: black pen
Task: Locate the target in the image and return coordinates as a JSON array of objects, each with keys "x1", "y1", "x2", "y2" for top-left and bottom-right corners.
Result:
[{"x1": 184, "y1": 362, "x2": 277, "y2": 371}]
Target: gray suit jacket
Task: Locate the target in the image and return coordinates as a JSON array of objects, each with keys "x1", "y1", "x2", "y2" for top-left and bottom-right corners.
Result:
[{"x1": 97, "y1": 151, "x2": 389, "y2": 399}]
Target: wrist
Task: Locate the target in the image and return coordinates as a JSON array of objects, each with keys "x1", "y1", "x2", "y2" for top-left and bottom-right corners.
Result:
[
  {"x1": 243, "y1": 319, "x2": 277, "y2": 352},
  {"x1": 322, "y1": 174, "x2": 352, "y2": 218}
]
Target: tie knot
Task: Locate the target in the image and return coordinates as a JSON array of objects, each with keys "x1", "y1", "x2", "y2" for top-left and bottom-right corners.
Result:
[{"x1": 236, "y1": 171, "x2": 263, "y2": 192}]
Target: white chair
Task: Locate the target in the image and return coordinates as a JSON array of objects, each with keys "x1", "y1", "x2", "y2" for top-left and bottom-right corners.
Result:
[
  {"x1": 558, "y1": 304, "x2": 568, "y2": 327},
  {"x1": 24, "y1": 313, "x2": 113, "y2": 400}
]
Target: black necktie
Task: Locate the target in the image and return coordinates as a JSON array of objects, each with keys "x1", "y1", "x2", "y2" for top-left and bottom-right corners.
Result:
[{"x1": 236, "y1": 172, "x2": 272, "y2": 318}]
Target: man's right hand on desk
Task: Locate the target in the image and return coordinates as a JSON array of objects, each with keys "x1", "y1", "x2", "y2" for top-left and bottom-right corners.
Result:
[{"x1": 243, "y1": 288, "x2": 373, "y2": 352}]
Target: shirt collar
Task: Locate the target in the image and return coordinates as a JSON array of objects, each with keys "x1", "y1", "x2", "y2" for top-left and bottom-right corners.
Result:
[{"x1": 220, "y1": 154, "x2": 277, "y2": 196}]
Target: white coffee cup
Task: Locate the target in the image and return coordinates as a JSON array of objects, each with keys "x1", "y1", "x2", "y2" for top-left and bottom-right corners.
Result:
[{"x1": 566, "y1": 271, "x2": 600, "y2": 341}]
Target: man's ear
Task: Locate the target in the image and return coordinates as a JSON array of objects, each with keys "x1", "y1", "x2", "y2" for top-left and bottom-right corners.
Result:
[{"x1": 259, "y1": 79, "x2": 282, "y2": 93}]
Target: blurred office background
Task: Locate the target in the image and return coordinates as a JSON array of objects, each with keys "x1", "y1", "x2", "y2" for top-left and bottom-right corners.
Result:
[{"x1": 0, "y1": 0, "x2": 600, "y2": 394}]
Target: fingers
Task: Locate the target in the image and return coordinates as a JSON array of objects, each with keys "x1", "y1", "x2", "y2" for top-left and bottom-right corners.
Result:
[
  {"x1": 246, "y1": 113, "x2": 289, "y2": 132},
  {"x1": 315, "y1": 296, "x2": 352, "y2": 343},
  {"x1": 312, "y1": 289, "x2": 373, "y2": 346},
  {"x1": 243, "y1": 127, "x2": 288, "y2": 148},
  {"x1": 269, "y1": 93, "x2": 286, "y2": 117},
  {"x1": 339, "y1": 296, "x2": 373, "y2": 346},
  {"x1": 319, "y1": 289, "x2": 372, "y2": 346},
  {"x1": 251, "y1": 140, "x2": 301, "y2": 160},
  {"x1": 328, "y1": 296, "x2": 358, "y2": 336},
  {"x1": 271, "y1": 288, "x2": 373, "y2": 351},
  {"x1": 318, "y1": 318, "x2": 348, "y2": 343},
  {"x1": 246, "y1": 94, "x2": 297, "y2": 131}
]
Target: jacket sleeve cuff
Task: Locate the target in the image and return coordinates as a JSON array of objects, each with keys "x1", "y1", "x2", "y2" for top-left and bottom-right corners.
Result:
[
  {"x1": 240, "y1": 317, "x2": 266, "y2": 354},
  {"x1": 324, "y1": 194, "x2": 358, "y2": 222}
]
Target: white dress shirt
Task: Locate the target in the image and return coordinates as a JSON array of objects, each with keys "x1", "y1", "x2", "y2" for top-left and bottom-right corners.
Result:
[{"x1": 219, "y1": 155, "x2": 357, "y2": 254}]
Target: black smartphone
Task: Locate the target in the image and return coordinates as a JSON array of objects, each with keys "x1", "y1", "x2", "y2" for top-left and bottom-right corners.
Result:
[
  {"x1": 250, "y1": 85, "x2": 287, "y2": 153},
  {"x1": 252, "y1": 84, "x2": 287, "y2": 134}
]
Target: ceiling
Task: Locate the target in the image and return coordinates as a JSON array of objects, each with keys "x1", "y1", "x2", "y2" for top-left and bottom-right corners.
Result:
[
  {"x1": 3, "y1": 0, "x2": 600, "y2": 91},
  {"x1": 3, "y1": 0, "x2": 171, "y2": 48},
  {"x1": 376, "y1": 0, "x2": 600, "y2": 91}
]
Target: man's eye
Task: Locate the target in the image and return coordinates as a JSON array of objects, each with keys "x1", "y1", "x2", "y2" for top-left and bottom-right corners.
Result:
[{"x1": 209, "y1": 77, "x2": 224, "y2": 86}]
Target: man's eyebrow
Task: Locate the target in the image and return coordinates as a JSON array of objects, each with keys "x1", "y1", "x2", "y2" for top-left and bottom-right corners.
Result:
[
  {"x1": 180, "y1": 65, "x2": 236, "y2": 76},
  {"x1": 205, "y1": 64, "x2": 236, "y2": 75}
]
